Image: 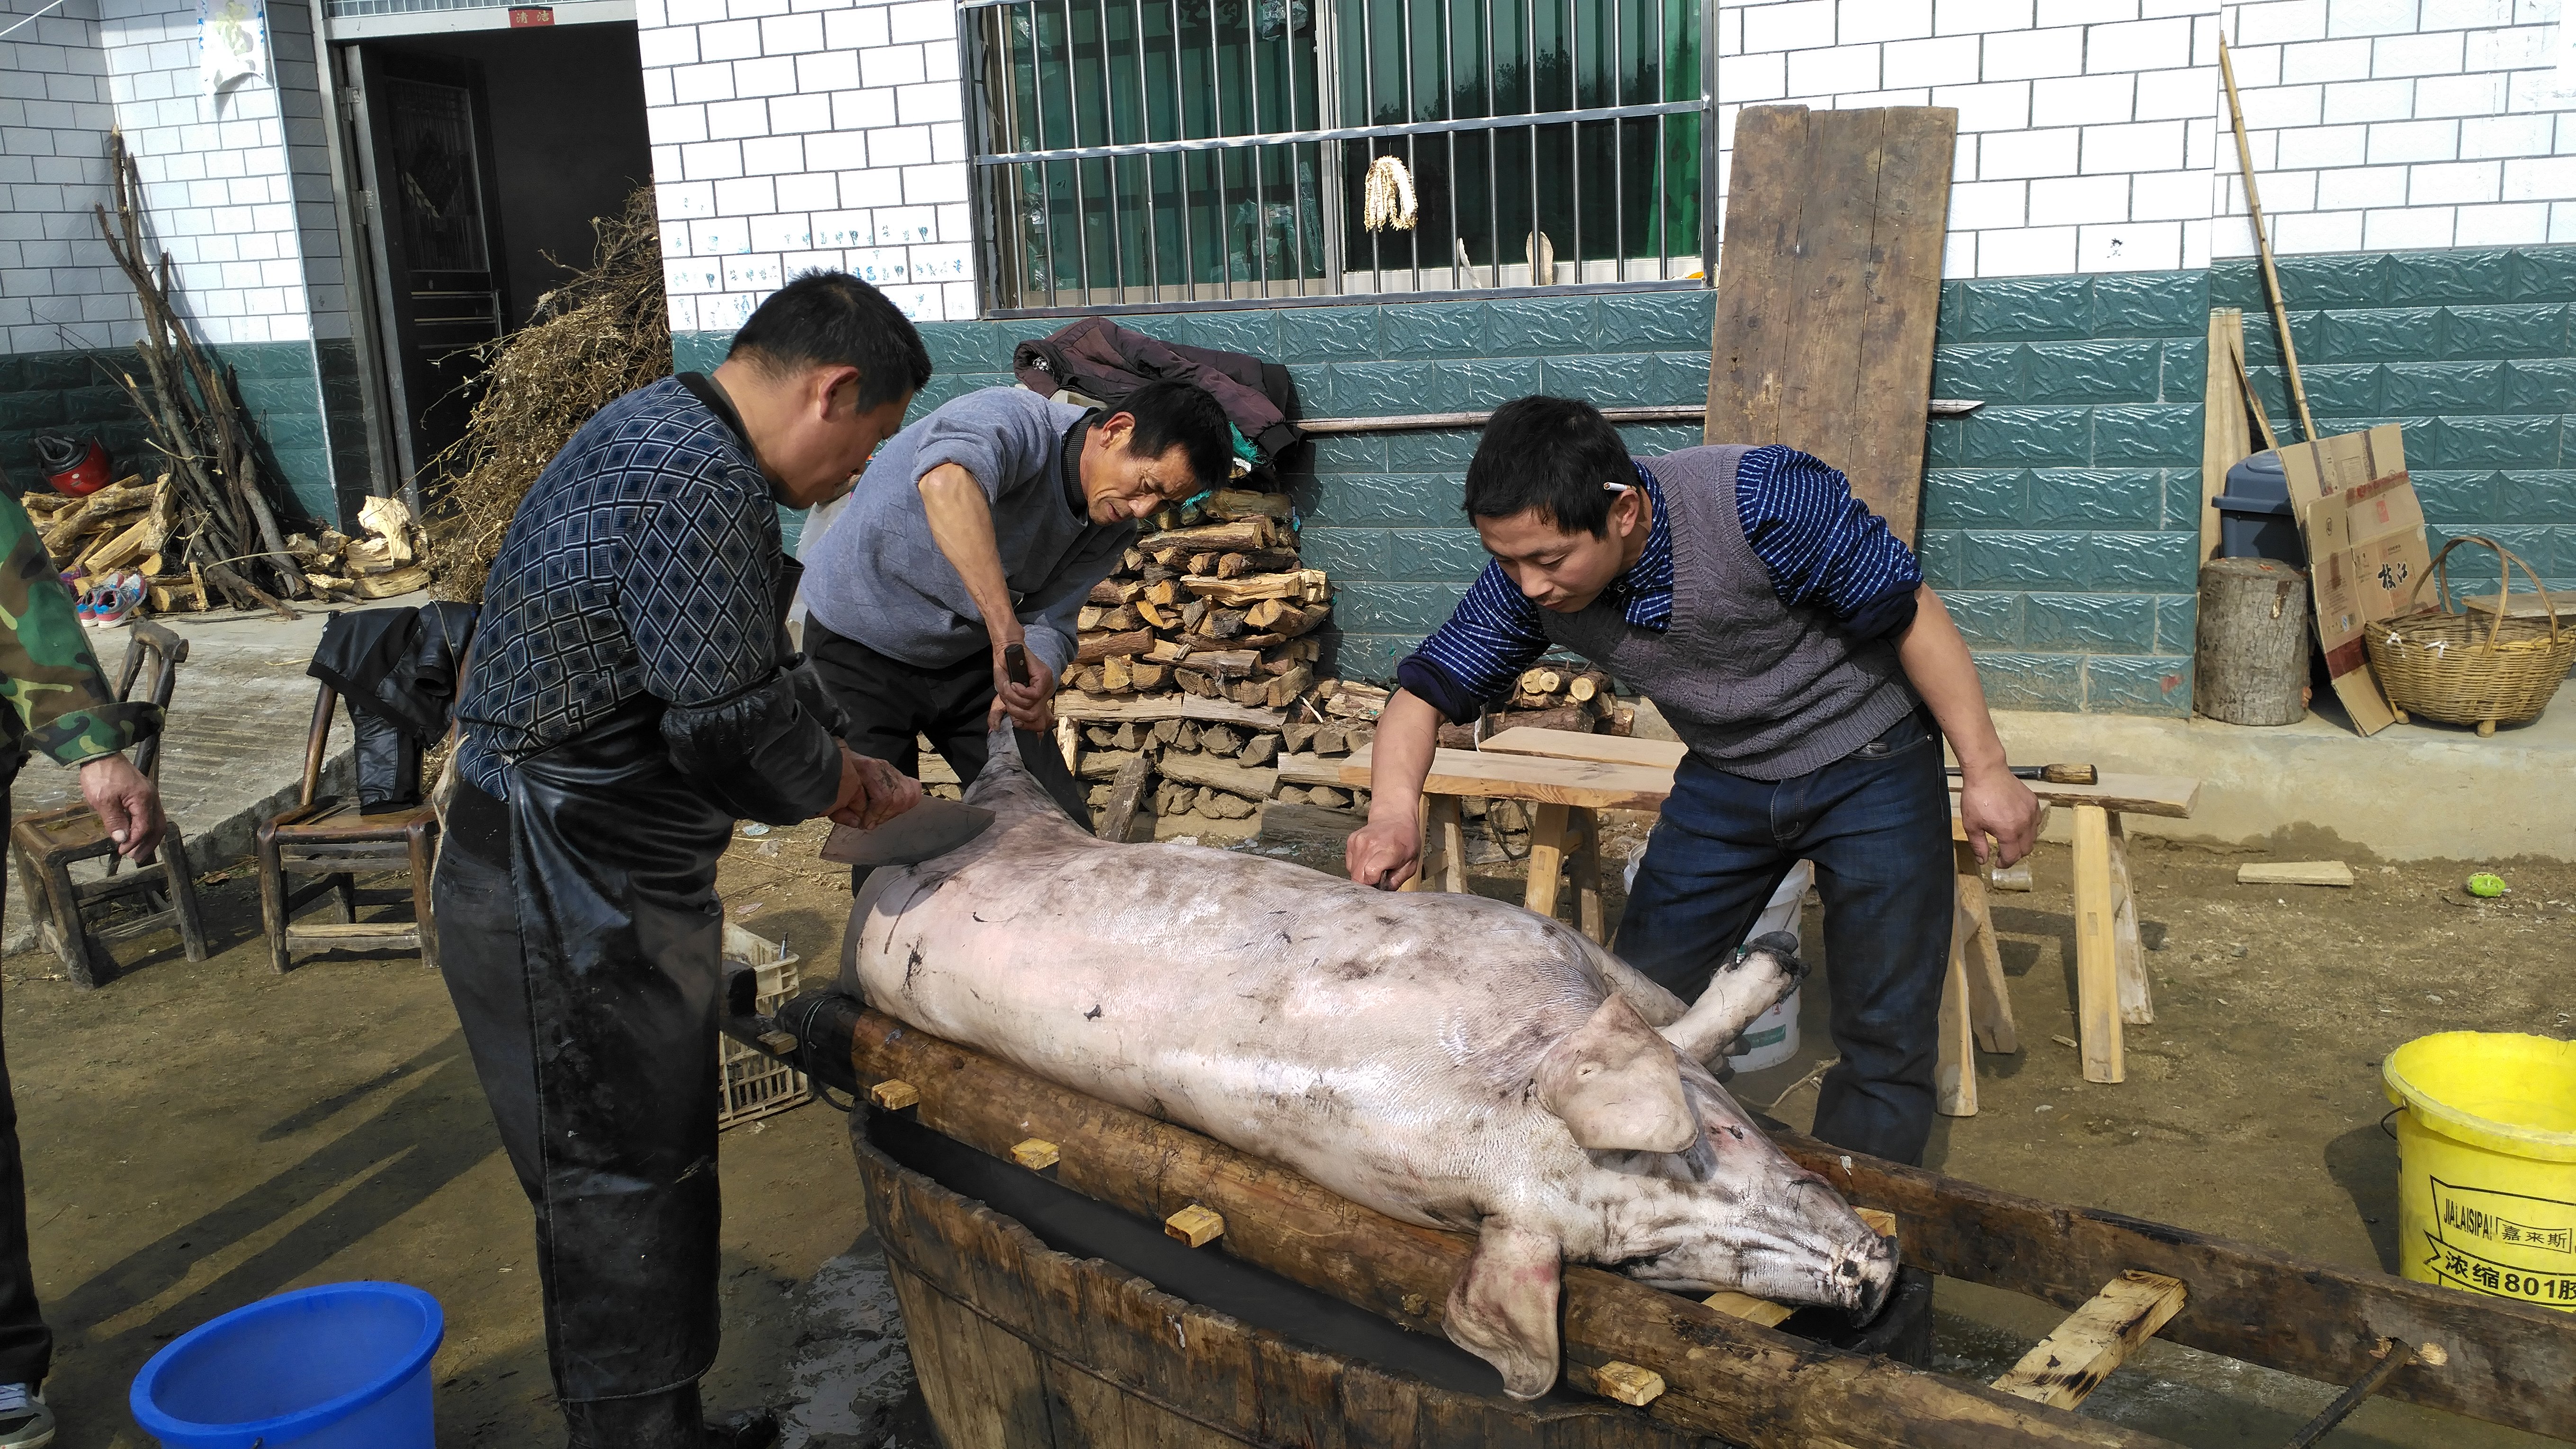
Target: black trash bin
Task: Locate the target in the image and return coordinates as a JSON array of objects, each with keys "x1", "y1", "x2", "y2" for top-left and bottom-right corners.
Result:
[{"x1": 2211, "y1": 450, "x2": 2303, "y2": 564}]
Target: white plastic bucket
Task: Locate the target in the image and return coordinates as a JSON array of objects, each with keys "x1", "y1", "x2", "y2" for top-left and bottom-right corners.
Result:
[{"x1": 1621, "y1": 853, "x2": 1811, "y2": 1071}]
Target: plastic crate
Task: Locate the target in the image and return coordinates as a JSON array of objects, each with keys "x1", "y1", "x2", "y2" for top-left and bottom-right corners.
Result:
[{"x1": 718, "y1": 925, "x2": 806, "y2": 1130}]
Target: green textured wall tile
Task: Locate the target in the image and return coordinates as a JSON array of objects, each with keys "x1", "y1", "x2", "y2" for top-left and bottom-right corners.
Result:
[
  {"x1": 1594, "y1": 290, "x2": 1714, "y2": 349},
  {"x1": 1425, "y1": 358, "x2": 1546, "y2": 410},
  {"x1": 672, "y1": 331, "x2": 728, "y2": 372},
  {"x1": 2161, "y1": 469, "x2": 2201, "y2": 530},
  {"x1": 1959, "y1": 277, "x2": 2092, "y2": 342},
  {"x1": 1540, "y1": 351, "x2": 1704, "y2": 406},
  {"x1": 2298, "y1": 363, "x2": 2387, "y2": 415},
  {"x1": 59, "y1": 385, "x2": 137, "y2": 427},
  {"x1": 0, "y1": 391, "x2": 63, "y2": 430},
  {"x1": 1391, "y1": 527, "x2": 1491, "y2": 581},
  {"x1": 1960, "y1": 531, "x2": 2089, "y2": 589},
  {"x1": 2272, "y1": 253, "x2": 2390, "y2": 310},
  {"x1": 2505, "y1": 247, "x2": 2576, "y2": 303},
  {"x1": 2500, "y1": 359, "x2": 2576, "y2": 413},
  {"x1": 1914, "y1": 528, "x2": 1964, "y2": 587},
  {"x1": 2089, "y1": 271, "x2": 2208, "y2": 338},
  {"x1": 1299, "y1": 526, "x2": 1393, "y2": 577},
  {"x1": 1383, "y1": 429, "x2": 1483, "y2": 469},
  {"x1": 2157, "y1": 338, "x2": 2205, "y2": 402},
  {"x1": 2306, "y1": 308, "x2": 2442, "y2": 364},
  {"x1": 1619, "y1": 423, "x2": 1704, "y2": 455},
  {"x1": 1963, "y1": 408, "x2": 2093, "y2": 467},
  {"x1": 2423, "y1": 415, "x2": 2560, "y2": 468},
  {"x1": 255, "y1": 410, "x2": 329, "y2": 451},
  {"x1": 1920, "y1": 469, "x2": 2029, "y2": 527},
  {"x1": 1330, "y1": 633, "x2": 1412, "y2": 683},
  {"x1": 2022, "y1": 341, "x2": 2162, "y2": 403},
  {"x1": 919, "y1": 322, "x2": 1002, "y2": 372},
  {"x1": 1163, "y1": 307, "x2": 1283, "y2": 361},
  {"x1": 2091, "y1": 405, "x2": 2201, "y2": 465},
  {"x1": 1923, "y1": 416, "x2": 1970, "y2": 468},
  {"x1": 2206, "y1": 260, "x2": 2263, "y2": 312},
  {"x1": 2380, "y1": 361, "x2": 2515, "y2": 415},
  {"x1": 2438, "y1": 304, "x2": 2568, "y2": 360},
  {"x1": 2025, "y1": 592, "x2": 2155, "y2": 652},
  {"x1": 1276, "y1": 305, "x2": 1381, "y2": 362},
  {"x1": 1487, "y1": 297, "x2": 1597, "y2": 354},
  {"x1": 1303, "y1": 433, "x2": 1387, "y2": 471},
  {"x1": 1338, "y1": 581, "x2": 1471, "y2": 631},
  {"x1": 2462, "y1": 526, "x2": 2554, "y2": 572},
  {"x1": 1941, "y1": 590, "x2": 2022, "y2": 648},
  {"x1": 2087, "y1": 530, "x2": 2199, "y2": 590},
  {"x1": 1969, "y1": 652, "x2": 2084, "y2": 710},
  {"x1": 2028, "y1": 468, "x2": 2160, "y2": 528},
  {"x1": 1378, "y1": 303, "x2": 1488, "y2": 359},
  {"x1": 2410, "y1": 469, "x2": 2500, "y2": 523},
  {"x1": 2156, "y1": 594, "x2": 2198, "y2": 653},
  {"x1": 1930, "y1": 344, "x2": 2024, "y2": 400},
  {"x1": 2500, "y1": 471, "x2": 2576, "y2": 519},
  {"x1": 2383, "y1": 249, "x2": 2512, "y2": 306},
  {"x1": 1308, "y1": 472, "x2": 1463, "y2": 523},
  {"x1": 2085, "y1": 655, "x2": 2191, "y2": 715}
]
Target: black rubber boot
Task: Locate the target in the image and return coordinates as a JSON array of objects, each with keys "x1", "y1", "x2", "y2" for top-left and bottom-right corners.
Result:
[{"x1": 564, "y1": 1385, "x2": 778, "y2": 1449}]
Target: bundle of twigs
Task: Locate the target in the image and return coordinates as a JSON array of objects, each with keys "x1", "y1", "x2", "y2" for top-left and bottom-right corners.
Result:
[
  {"x1": 93, "y1": 129, "x2": 308, "y2": 617},
  {"x1": 426, "y1": 186, "x2": 670, "y2": 603}
]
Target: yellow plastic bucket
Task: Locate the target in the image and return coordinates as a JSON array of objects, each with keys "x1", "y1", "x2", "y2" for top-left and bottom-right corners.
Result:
[{"x1": 2381, "y1": 1032, "x2": 2576, "y2": 1311}]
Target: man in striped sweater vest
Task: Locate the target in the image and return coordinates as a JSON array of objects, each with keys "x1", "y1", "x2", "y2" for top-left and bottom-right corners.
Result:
[{"x1": 1347, "y1": 396, "x2": 2041, "y2": 1167}]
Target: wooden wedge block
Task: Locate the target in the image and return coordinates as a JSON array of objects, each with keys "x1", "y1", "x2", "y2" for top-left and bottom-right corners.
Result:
[
  {"x1": 868, "y1": 1078, "x2": 921, "y2": 1110},
  {"x1": 1164, "y1": 1203, "x2": 1225, "y2": 1247},
  {"x1": 1992, "y1": 1270, "x2": 2188, "y2": 1410},
  {"x1": 2236, "y1": 860, "x2": 2354, "y2": 887},
  {"x1": 1595, "y1": 1361, "x2": 1665, "y2": 1407},
  {"x1": 1011, "y1": 1138, "x2": 1060, "y2": 1171},
  {"x1": 1700, "y1": 1290, "x2": 1794, "y2": 1326}
]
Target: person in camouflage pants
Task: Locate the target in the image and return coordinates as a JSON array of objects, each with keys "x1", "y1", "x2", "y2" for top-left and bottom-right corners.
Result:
[{"x1": 0, "y1": 474, "x2": 167, "y2": 1449}]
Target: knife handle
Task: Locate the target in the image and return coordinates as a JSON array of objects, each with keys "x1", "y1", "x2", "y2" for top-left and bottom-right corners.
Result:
[{"x1": 1003, "y1": 641, "x2": 1031, "y2": 686}]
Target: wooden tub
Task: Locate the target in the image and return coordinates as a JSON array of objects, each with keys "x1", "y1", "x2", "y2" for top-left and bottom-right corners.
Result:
[{"x1": 854, "y1": 1110, "x2": 1708, "y2": 1449}]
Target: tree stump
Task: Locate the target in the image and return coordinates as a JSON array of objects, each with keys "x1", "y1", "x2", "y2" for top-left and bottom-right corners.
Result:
[{"x1": 2194, "y1": 557, "x2": 2310, "y2": 725}]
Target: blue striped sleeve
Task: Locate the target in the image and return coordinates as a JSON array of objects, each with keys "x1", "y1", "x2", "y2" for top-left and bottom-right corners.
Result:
[
  {"x1": 1394, "y1": 561, "x2": 1551, "y2": 723},
  {"x1": 1735, "y1": 445, "x2": 1923, "y2": 638}
]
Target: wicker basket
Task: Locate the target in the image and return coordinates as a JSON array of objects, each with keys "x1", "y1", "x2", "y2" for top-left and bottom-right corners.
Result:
[{"x1": 2363, "y1": 536, "x2": 2576, "y2": 736}]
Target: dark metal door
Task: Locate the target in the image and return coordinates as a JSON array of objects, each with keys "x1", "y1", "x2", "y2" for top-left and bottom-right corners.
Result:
[{"x1": 349, "y1": 48, "x2": 507, "y2": 485}]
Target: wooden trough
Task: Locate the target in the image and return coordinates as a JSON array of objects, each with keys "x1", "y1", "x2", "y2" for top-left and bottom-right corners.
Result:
[{"x1": 766, "y1": 994, "x2": 2576, "y2": 1449}]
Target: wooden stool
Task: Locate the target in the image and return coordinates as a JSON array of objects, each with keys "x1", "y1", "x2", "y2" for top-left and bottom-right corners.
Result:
[
  {"x1": 255, "y1": 681, "x2": 440, "y2": 973},
  {"x1": 6, "y1": 621, "x2": 208, "y2": 988},
  {"x1": 1936, "y1": 820, "x2": 2025, "y2": 1116}
]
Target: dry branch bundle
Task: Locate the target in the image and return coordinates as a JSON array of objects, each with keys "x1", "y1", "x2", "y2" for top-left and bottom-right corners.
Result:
[{"x1": 426, "y1": 186, "x2": 670, "y2": 603}]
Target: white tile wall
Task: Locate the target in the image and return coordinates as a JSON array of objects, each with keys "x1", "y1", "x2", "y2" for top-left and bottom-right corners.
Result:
[
  {"x1": 0, "y1": 0, "x2": 136, "y2": 352},
  {"x1": 639, "y1": 0, "x2": 976, "y2": 330},
  {"x1": 2216, "y1": 0, "x2": 2576, "y2": 255}
]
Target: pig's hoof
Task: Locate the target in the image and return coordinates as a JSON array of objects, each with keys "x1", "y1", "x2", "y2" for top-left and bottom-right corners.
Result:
[{"x1": 1745, "y1": 931, "x2": 1807, "y2": 980}]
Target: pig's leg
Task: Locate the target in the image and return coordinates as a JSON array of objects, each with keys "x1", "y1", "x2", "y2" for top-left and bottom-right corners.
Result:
[
  {"x1": 1658, "y1": 931, "x2": 1807, "y2": 1065},
  {"x1": 1443, "y1": 1220, "x2": 1564, "y2": 1399},
  {"x1": 1584, "y1": 944, "x2": 1688, "y2": 1029}
]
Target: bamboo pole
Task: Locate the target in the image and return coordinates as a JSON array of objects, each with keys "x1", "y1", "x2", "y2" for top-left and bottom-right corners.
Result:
[{"x1": 2218, "y1": 36, "x2": 2317, "y2": 442}]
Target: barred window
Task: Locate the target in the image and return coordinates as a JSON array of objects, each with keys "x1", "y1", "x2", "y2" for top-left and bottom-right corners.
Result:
[{"x1": 962, "y1": 0, "x2": 1711, "y2": 313}]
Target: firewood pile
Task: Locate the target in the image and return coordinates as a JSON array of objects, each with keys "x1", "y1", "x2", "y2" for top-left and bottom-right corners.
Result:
[
  {"x1": 282, "y1": 496, "x2": 434, "y2": 603},
  {"x1": 22, "y1": 482, "x2": 429, "y2": 616},
  {"x1": 1064, "y1": 678, "x2": 1387, "y2": 829},
  {"x1": 1495, "y1": 665, "x2": 1637, "y2": 737},
  {"x1": 1064, "y1": 488, "x2": 1331, "y2": 707}
]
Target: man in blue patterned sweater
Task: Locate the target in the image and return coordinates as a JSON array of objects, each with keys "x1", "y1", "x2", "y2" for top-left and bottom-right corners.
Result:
[
  {"x1": 441, "y1": 273, "x2": 930, "y2": 1449},
  {"x1": 1348, "y1": 396, "x2": 2042, "y2": 1170}
]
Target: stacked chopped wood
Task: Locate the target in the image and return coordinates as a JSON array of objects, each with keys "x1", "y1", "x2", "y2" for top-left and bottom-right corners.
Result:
[
  {"x1": 1069, "y1": 706, "x2": 1377, "y2": 828},
  {"x1": 280, "y1": 496, "x2": 434, "y2": 604},
  {"x1": 23, "y1": 475, "x2": 177, "y2": 589},
  {"x1": 27, "y1": 479, "x2": 432, "y2": 616},
  {"x1": 1494, "y1": 666, "x2": 1637, "y2": 738},
  {"x1": 1063, "y1": 488, "x2": 1331, "y2": 710}
]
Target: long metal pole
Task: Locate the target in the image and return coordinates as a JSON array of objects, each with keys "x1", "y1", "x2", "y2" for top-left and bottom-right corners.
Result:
[
  {"x1": 1132, "y1": 0, "x2": 1159, "y2": 297},
  {"x1": 1399, "y1": 0, "x2": 1419, "y2": 290},
  {"x1": 1095, "y1": 0, "x2": 1128, "y2": 299},
  {"x1": 1063, "y1": 0, "x2": 1094, "y2": 302},
  {"x1": 2218, "y1": 35, "x2": 2315, "y2": 442},
  {"x1": 1247, "y1": 0, "x2": 1270, "y2": 292},
  {"x1": 1171, "y1": 0, "x2": 1194, "y2": 298},
  {"x1": 1483, "y1": 0, "x2": 1499, "y2": 285}
]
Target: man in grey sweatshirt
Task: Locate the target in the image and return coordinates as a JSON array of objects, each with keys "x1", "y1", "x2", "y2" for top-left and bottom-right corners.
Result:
[{"x1": 798, "y1": 380, "x2": 1233, "y2": 811}]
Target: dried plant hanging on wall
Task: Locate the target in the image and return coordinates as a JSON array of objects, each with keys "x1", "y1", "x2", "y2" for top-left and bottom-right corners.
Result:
[{"x1": 424, "y1": 185, "x2": 670, "y2": 604}]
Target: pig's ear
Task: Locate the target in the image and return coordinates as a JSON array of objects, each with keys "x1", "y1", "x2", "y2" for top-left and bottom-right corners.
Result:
[
  {"x1": 1534, "y1": 994, "x2": 1697, "y2": 1153},
  {"x1": 1444, "y1": 1220, "x2": 1563, "y2": 1399},
  {"x1": 1658, "y1": 932, "x2": 1806, "y2": 1064}
]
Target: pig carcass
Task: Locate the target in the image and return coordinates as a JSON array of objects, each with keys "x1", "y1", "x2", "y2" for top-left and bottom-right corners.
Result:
[{"x1": 842, "y1": 725, "x2": 1895, "y2": 1396}]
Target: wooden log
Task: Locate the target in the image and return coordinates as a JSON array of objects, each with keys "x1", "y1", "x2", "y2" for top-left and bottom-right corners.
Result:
[
  {"x1": 1143, "y1": 577, "x2": 1183, "y2": 607},
  {"x1": 1188, "y1": 551, "x2": 1219, "y2": 576},
  {"x1": 2236, "y1": 860, "x2": 2354, "y2": 887},
  {"x1": 1239, "y1": 733, "x2": 1279, "y2": 768},
  {"x1": 1088, "y1": 577, "x2": 1139, "y2": 606},
  {"x1": 1198, "y1": 607, "x2": 1247, "y2": 639},
  {"x1": 1520, "y1": 667, "x2": 1562, "y2": 695},
  {"x1": 1265, "y1": 663, "x2": 1314, "y2": 708},
  {"x1": 1142, "y1": 517, "x2": 1274, "y2": 553},
  {"x1": 1438, "y1": 719, "x2": 1482, "y2": 750},
  {"x1": 352, "y1": 564, "x2": 431, "y2": 599},
  {"x1": 1100, "y1": 654, "x2": 1134, "y2": 693},
  {"x1": 1568, "y1": 671, "x2": 1608, "y2": 703},
  {"x1": 1076, "y1": 750, "x2": 1143, "y2": 781},
  {"x1": 1312, "y1": 723, "x2": 1351, "y2": 757},
  {"x1": 1129, "y1": 661, "x2": 1170, "y2": 692},
  {"x1": 1144, "y1": 638, "x2": 1191, "y2": 663},
  {"x1": 1174, "y1": 723, "x2": 1201, "y2": 751},
  {"x1": 1097, "y1": 752, "x2": 1154, "y2": 843},
  {"x1": 817, "y1": 1005, "x2": 2182, "y2": 1449},
  {"x1": 1077, "y1": 605, "x2": 1105, "y2": 631},
  {"x1": 1076, "y1": 629, "x2": 1154, "y2": 664},
  {"x1": 1182, "y1": 572, "x2": 1307, "y2": 606},
  {"x1": 1180, "y1": 599, "x2": 1208, "y2": 630},
  {"x1": 1199, "y1": 488, "x2": 1292, "y2": 521},
  {"x1": 1134, "y1": 597, "x2": 1172, "y2": 630},
  {"x1": 1993, "y1": 1272, "x2": 2189, "y2": 1410},
  {"x1": 1071, "y1": 666, "x2": 1105, "y2": 693},
  {"x1": 1226, "y1": 679, "x2": 1270, "y2": 707},
  {"x1": 1175, "y1": 668, "x2": 1219, "y2": 698},
  {"x1": 1489, "y1": 705, "x2": 1593, "y2": 737},
  {"x1": 1199, "y1": 724, "x2": 1242, "y2": 756},
  {"x1": 2192, "y1": 557, "x2": 2310, "y2": 726},
  {"x1": 1155, "y1": 751, "x2": 1277, "y2": 799},
  {"x1": 1188, "y1": 648, "x2": 1259, "y2": 679}
]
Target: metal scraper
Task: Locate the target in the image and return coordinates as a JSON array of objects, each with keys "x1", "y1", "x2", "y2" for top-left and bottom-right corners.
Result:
[{"x1": 820, "y1": 798, "x2": 996, "y2": 866}]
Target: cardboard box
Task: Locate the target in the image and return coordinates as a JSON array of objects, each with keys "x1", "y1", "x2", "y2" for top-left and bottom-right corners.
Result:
[{"x1": 2276, "y1": 425, "x2": 2425, "y2": 736}]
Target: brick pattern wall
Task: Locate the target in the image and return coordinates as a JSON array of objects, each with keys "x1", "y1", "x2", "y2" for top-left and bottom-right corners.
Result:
[
  {"x1": 2222, "y1": 0, "x2": 2576, "y2": 256},
  {"x1": 637, "y1": 0, "x2": 977, "y2": 331},
  {"x1": 0, "y1": 0, "x2": 137, "y2": 353}
]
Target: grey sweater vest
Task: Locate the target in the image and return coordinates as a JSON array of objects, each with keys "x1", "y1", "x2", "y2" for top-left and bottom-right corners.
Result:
[{"x1": 1540, "y1": 445, "x2": 1920, "y2": 781}]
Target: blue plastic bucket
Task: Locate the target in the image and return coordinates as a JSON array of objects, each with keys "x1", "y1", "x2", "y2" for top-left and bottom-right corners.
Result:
[{"x1": 131, "y1": 1282, "x2": 443, "y2": 1449}]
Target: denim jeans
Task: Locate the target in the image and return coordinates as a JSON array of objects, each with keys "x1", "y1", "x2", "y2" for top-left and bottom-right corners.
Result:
[{"x1": 1611, "y1": 708, "x2": 1956, "y2": 1165}]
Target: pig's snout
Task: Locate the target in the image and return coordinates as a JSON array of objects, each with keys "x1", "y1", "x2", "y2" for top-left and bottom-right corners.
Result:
[{"x1": 1831, "y1": 1230, "x2": 1899, "y2": 1323}]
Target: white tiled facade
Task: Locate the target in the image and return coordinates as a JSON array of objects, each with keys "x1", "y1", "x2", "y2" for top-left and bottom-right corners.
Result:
[
  {"x1": 636, "y1": 0, "x2": 978, "y2": 329},
  {"x1": 1716, "y1": 0, "x2": 2576, "y2": 279},
  {"x1": 0, "y1": 0, "x2": 337, "y2": 353}
]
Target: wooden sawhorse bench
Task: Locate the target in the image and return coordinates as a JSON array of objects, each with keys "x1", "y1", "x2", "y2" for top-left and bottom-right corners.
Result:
[{"x1": 1404, "y1": 727, "x2": 2200, "y2": 1098}]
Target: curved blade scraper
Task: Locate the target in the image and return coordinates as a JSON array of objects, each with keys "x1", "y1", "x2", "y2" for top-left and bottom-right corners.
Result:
[{"x1": 821, "y1": 799, "x2": 996, "y2": 866}]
